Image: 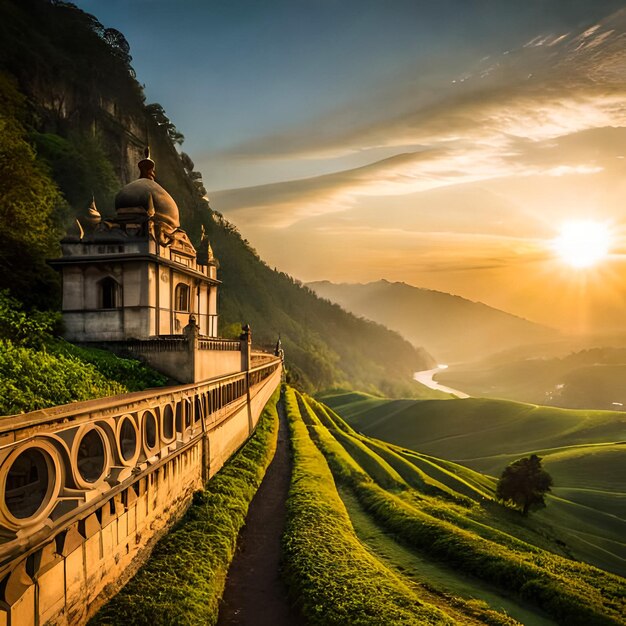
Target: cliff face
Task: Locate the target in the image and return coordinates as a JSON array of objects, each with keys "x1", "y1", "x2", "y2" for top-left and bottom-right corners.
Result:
[{"x1": 0, "y1": 0, "x2": 435, "y2": 396}]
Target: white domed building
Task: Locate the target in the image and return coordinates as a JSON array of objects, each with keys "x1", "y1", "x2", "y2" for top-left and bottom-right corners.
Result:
[
  {"x1": 50, "y1": 149, "x2": 245, "y2": 382},
  {"x1": 52, "y1": 148, "x2": 218, "y2": 340}
]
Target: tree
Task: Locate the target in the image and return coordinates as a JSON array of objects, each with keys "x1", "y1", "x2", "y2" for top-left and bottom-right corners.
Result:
[
  {"x1": 496, "y1": 454, "x2": 553, "y2": 516},
  {"x1": 0, "y1": 72, "x2": 65, "y2": 308},
  {"x1": 145, "y1": 103, "x2": 185, "y2": 145}
]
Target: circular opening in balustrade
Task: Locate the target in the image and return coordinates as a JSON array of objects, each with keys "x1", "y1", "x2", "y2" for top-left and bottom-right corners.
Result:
[
  {"x1": 162, "y1": 404, "x2": 174, "y2": 440},
  {"x1": 119, "y1": 417, "x2": 137, "y2": 462},
  {"x1": 143, "y1": 411, "x2": 158, "y2": 451},
  {"x1": 5, "y1": 448, "x2": 52, "y2": 519},
  {"x1": 76, "y1": 429, "x2": 106, "y2": 483}
]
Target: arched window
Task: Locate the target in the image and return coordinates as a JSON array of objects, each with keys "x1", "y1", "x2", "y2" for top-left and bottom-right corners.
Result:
[
  {"x1": 175, "y1": 283, "x2": 190, "y2": 311},
  {"x1": 99, "y1": 277, "x2": 120, "y2": 309}
]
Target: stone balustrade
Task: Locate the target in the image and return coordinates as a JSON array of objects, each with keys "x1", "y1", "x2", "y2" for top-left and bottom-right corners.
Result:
[{"x1": 0, "y1": 357, "x2": 282, "y2": 626}]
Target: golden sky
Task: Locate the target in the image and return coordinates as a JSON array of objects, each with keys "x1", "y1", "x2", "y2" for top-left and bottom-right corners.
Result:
[
  {"x1": 210, "y1": 13, "x2": 626, "y2": 332},
  {"x1": 76, "y1": 1, "x2": 626, "y2": 332}
]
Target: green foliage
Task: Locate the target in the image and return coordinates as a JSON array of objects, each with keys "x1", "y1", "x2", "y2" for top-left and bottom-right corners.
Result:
[
  {"x1": 0, "y1": 72, "x2": 64, "y2": 308},
  {"x1": 53, "y1": 341, "x2": 167, "y2": 392},
  {"x1": 145, "y1": 103, "x2": 184, "y2": 145},
  {"x1": 0, "y1": 290, "x2": 60, "y2": 348},
  {"x1": 303, "y1": 392, "x2": 625, "y2": 626},
  {"x1": 0, "y1": 339, "x2": 126, "y2": 415},
  {"x1": 497, "y1": 455, "x2": 553, "y2": 516},
  {"x1": 0, "y1": 291, "x2": 165, "y2": 415},
  {"x1": 282, "y1": 387, "x2": 454, "y2": 625},
  {"x1": 32, "y1": 130, "x2": 121, "y2": 212},
  {"x1": 90, "y1": 388, "x2": 280, "y2": 626}
]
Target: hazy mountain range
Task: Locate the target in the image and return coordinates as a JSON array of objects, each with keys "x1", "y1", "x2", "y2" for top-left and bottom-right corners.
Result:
[{"x1": 308, "y1": 280, "x2": 556, "y2": 363}]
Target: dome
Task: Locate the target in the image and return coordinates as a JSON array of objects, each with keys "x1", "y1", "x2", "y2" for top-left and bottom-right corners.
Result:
[{"x1": 115, "y1": 178, "x2": 180, "y2": 229}]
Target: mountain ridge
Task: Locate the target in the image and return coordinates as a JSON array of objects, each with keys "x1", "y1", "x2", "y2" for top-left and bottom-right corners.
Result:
[{"x1": 308, "y1": 279, "x2": 557, "y2": 363}]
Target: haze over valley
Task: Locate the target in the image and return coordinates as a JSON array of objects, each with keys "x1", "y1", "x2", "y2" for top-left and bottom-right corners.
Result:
[{"x1": 1, "y1": 1, "x2": 625, "y2": 623}]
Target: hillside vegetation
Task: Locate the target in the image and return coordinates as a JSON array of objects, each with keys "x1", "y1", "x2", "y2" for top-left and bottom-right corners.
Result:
[
  {"x1": 0, "y1": 0, "x2": 435, "y2": 397},
  {"x1": 321, "y1": 391, "x2": 626, "y2": 578},
  {"x1": 283, "y1": 389, "x2": 625, "y2": 625},
  {"x1": 438, "y1": 346, "x2": 626, "y2": 410},
  {"x1": 0, "y1": 291, "x2": 166, "y2": 415},
  {"x1": 308, "y1": 280, "x2": 555, "y2": 363}
]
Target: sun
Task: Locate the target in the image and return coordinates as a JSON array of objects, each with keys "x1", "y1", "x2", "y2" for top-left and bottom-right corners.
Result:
[{"x1": 552, "y1": 220, "x2": 612, "y2": 269}]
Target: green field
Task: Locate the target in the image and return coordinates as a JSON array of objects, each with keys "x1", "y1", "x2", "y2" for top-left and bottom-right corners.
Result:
[
  {"x1": 286, "y1": 389, "x2": 625, "y2": 625},
  {"x1": 318, "y1": 391, "x2": 626, "y2": 578}
]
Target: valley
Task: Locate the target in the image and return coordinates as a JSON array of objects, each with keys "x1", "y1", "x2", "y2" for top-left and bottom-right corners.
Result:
[{"x1": 320, "y1": 391, "x2": 626, "y2": 578}]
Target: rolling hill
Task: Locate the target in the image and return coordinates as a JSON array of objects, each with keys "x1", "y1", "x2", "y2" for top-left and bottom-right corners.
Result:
[
  {"x1": 308, "y1": 279, "x2": 556, "y2": 363},
  {"x1": 285, "y1": 389, "x2": 625, "y2": 624},
  {"x1": 319, "y1": 391, "x2": 626, "y2": 578}
]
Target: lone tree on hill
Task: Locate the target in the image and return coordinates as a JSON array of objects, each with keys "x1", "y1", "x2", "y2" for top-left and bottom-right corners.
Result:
[{"x1": 496, "y1": 454, "x2": 553, "y2": 516}]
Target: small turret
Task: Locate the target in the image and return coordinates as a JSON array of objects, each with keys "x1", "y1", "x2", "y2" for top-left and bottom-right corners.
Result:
[{"x1": 196, "y1": 225, "x2": 219, "y2": 267}]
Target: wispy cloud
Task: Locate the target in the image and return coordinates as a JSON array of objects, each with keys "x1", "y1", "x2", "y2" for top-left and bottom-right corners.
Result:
[{"x1": 211, "y1": 12, "x2": 626, "y2": 229}]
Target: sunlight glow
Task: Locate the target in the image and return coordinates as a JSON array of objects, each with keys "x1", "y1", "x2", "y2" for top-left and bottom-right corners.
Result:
[{"x1": 552, "y1": 220, "x2": 612, "y2": 269}]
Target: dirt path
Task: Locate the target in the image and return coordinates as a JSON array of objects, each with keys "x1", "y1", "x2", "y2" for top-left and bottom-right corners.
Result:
[{"x1": 217, "y1": 400, "x2": 304, "y2": 626}]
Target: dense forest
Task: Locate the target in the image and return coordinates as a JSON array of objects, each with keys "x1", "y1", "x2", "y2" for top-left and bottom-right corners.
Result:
[{"x1": 0, "y1": 0, "x2": 434, "y2": 401}]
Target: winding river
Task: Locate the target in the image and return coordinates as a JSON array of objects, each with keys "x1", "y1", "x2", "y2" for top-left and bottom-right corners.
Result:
[{"x1": 413, "y1": 366, "x2": 470, "y2": 398}]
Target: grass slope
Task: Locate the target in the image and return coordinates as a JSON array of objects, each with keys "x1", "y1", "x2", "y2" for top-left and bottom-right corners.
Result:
[
  {"x1": 282, "y1": 386, "x2": 453, "y2": 625},
  {"x1": 296, "y1": 390, "x2": 625, "y2": 625},
  {"x1": 321, "y1": 391, "x2": 626, "y2": 577}
]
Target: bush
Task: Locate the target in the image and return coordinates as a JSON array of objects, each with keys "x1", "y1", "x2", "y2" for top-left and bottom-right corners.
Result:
[{"x1": 0, "y1": 290, "x2": 166, "y2": 415}]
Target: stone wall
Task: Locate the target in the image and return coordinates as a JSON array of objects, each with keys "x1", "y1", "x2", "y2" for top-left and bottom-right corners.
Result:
[{"x1": 0, "y1": 359, "x2": 281, "y2": 626}]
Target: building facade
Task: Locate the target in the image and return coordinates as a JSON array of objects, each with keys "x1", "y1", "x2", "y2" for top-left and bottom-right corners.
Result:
[
  {"x1": 51, "y1": 148, "x2": 219, "y2": 342},
  {"x1": 0, "y1": 147, "x2": 283, "y2": 625}
]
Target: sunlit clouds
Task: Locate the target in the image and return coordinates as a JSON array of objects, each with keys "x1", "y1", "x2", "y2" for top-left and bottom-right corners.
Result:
[
  {"x1": 206, "y1": 9, "x2": 626, "y2": 331},
  {"x1": 72, "y1": 0, "x2": 626, "y2": 332}
]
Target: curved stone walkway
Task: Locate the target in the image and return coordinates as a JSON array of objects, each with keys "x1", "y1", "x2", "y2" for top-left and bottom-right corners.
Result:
[{"x1": 217, "y1": 400, "x2": 304, "y2": 625}]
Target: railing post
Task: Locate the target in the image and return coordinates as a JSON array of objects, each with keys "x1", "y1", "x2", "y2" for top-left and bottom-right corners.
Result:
[
  {"x1": 240, "y1": 325, "x2": 253, "y2": 433},
  {"x1": 183, "y1": 314, "x2": 200, "y2": 383}
]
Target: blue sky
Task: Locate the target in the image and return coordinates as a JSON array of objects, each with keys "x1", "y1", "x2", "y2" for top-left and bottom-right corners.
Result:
[{"x1": 72, "y1": 1, "x2": 626, "y2": 330}]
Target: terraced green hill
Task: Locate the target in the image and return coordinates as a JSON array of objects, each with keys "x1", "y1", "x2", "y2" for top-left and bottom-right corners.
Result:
[
  {"x1": 319, "y1": 391, "x2": 626, "y2": 578},
  {"x1": 284, "y1": 389, "x2": 625, "y2": 625}
]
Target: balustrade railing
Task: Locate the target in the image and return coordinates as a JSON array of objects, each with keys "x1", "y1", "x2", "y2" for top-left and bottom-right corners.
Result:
[{"x1": 0, "y1": 357, "x2": 281, "y2": 559}]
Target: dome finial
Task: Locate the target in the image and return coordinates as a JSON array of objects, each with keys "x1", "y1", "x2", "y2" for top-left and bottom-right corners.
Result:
[{"x1": 138, "y1": 146, "x2": 156, "y2": 180}]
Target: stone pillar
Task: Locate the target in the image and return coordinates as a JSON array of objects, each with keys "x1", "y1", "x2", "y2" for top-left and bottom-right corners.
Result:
[
  {"x1": 183, "y1": 314, "x2": 200, "y2": 383},
  {"x1": 240, "y1": 324, "x2": 253, "y2": 434},
  {"x1": 239, "y1": 324, "x2": 251, "y2": 373}
]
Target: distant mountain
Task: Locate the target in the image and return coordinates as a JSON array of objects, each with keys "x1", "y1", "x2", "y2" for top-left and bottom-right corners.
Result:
[
  {"x1": 308, "y1": 280, "x2": 556, "y2": 363},
  {"x1": 0, "y1": 0, "x2": 434, "y2": 397}
]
